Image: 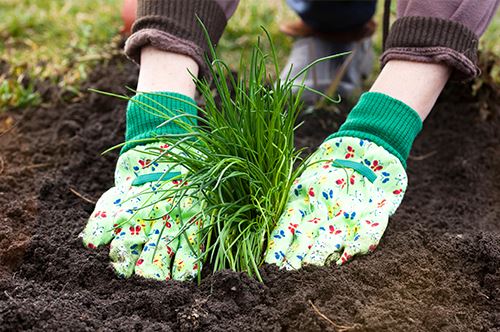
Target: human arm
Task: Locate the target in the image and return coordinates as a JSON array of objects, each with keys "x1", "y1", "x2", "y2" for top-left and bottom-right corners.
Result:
[
  {"x1": 265, "y1": 0, "x2": 499, "y2": 268},
  {"x1": 81, "y1": 0, "x2": 240, "y2": 281}
]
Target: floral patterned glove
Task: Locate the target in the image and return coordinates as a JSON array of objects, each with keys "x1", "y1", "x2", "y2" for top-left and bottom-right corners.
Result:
[
  {"x1": 81, "y1": 143, "x2": 202, "y2": 281},
  {"x1": 81, "y1": 91, "x2": 201, "y2": 281},
  {"x1": 266, "y1": 92, "x2": 422, "y2": 269},
  {"x1": 265, "y1": 137, "x2": 406, "y2": 268}
]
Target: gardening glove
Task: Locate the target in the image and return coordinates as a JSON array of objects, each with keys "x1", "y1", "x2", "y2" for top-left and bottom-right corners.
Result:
[
  {"x1": 81, "y1": 92, "x2": 203, "y2": 281},
  {"x1": 265, "y1": 92, "x2": 422, "y2": 268}
]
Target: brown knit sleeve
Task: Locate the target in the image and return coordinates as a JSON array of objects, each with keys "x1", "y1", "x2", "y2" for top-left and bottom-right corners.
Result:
[
  {"x1": 381, "y1": 0, "x2": 500, "y2": 80},
  {"x1": 124, "y1": 0, "x2": 239, "y2": 78}
]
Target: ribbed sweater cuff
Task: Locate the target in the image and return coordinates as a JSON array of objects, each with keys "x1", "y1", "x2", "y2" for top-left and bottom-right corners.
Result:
[
  {"x1": 122, "y1": 92, "x2": 197, "y2": 154},
  {"x1": 124, "y1": 0, "x2": 228, "y2": 78},
  {"x1": 381, "y1": 16, "x2": 479, "y2": 80},
  {"x1": 327, "y1": 92, "x2": 422, "y2": 168}
]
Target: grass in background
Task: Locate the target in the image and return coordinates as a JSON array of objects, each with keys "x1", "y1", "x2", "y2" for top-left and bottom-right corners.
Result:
[
  {"x1": 477, "y1": 10, "x2": 500, "y2": 86},
  {"x1": 479, "y1": 9, "x2": 500, "y2": 58},
  {"x1": 0, "y1": 0, "x2": 292, "y2": 111},
  {"x1": 0, "y1": 0, "x2": 498, "y2": 111},
  {"x1": 0, "y1": 0, "x2": 121, "y2": 110},
  {"x1": 218, "y1": 0, "x2": 294, "y2": 74}
]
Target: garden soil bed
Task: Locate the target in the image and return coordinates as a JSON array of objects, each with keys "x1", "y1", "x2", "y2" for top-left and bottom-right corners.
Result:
[{"x1": 0, "y1": 55, "x2": 499, "y2": 332}]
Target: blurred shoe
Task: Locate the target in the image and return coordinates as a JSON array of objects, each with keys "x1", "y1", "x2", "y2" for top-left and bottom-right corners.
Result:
[
  {"x1": 280, "y1": 17, "x2": 375, "y2": 104},
  {"x1": 280, "y1": 36, "x2": 374, "y2": 104}
]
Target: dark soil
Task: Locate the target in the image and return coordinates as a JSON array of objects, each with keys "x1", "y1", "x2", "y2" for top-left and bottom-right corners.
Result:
[{"x1": 0, "y1": 55, "x2": 499, "y2": 332}]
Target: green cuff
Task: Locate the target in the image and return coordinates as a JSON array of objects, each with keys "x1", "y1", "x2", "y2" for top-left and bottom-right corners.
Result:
[
  {"x1": 121, "y1": 92, "x2": 197, "y2": 154},
  {"x1": 327, "y1": 92, "x2": 422, "y2": 168}
]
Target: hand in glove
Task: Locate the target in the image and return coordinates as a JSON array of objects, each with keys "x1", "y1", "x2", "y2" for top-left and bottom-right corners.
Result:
[
  {"x1": 81, "y1": 92, "x2": 202, "y2": 281},
  {"x1": 265, "y1": 92, "x2": 422, "y2": 268}
]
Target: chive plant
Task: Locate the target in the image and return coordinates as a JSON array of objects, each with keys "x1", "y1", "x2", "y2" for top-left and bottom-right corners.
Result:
[
  {"x1": 162, "y1": 31, "x2": 309, "y2": 281},
  {"x1": 96, "y1": 25, "x2": 346, "y2": 281}
]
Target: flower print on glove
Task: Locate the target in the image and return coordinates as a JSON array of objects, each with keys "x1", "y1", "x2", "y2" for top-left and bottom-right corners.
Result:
[
  {"x1": 265, "y1": 136, "x2": 407, "y2": 269},
  {"x1": 81, "y1": 142, "x2": 203, "y2": 281}
]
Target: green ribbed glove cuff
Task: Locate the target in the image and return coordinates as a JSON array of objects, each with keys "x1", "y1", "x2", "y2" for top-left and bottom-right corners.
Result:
[
  {"x1": 327, "y1": 92, "x2": 422, "y2": 168},
  {"x1": 121, "y1": 92, "x2": 197, "y2": 154}
]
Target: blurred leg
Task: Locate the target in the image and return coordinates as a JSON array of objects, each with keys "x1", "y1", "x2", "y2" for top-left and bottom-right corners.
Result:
[
  {"x1": 287, "y1": 0, "x2": 376, "y2": 33},
  {"x1": 281, "y1": 0, "x2": 377, "y2": 102}
]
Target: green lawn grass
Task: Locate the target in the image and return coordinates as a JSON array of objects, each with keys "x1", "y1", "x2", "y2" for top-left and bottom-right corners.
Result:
[
  {"x1": 0, "y1": 0, "x2": 498, "y2": 111},
  {"x1": 219, "y1": 0, "x2": 294, "y2": 73},
  {"x1": 0, "y1": 0, "x2": 121, "y2": 110}
]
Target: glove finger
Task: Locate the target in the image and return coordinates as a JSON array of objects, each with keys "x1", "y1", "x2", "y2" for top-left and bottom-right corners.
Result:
[
  {"x1": 302, "y1": 221, "x2": 345, "y2": 266},
  {"x1": 172, "y1": 197, "x2": 203, "y2": 281},
  {"x1": 135, "y1": 213, "x2": 180, "y2": 281},
  {"x1": 264, "y1": 206, "x2": 305, "y2": 267},
  {"x1": 336, "y1": 212, "x2": 389, "y2": 265},
  {"x1": 265, "y1": 142, "x2": 353, "y2": 268},
  {"x1": 81, "y1": 176, "x2": 163, "y2": 249},
  {"x1": 171, "y1": 225, "x2": 202, "y2": 281},
  {"x1": 265, "y1": 174, "x2": 320, "y2": 267},
  {"x1": 281, "y1": 212, "x2": 324, "y2": 270},
  {"x1": 280, "y1": 180, "x2": 332, "y2": 270},
  {"x1": 81, "y1": 187, "x2": 122, "y2": 248},
  {"x1": 109, "y1": 210, "x2": 149, "y2": 278}
]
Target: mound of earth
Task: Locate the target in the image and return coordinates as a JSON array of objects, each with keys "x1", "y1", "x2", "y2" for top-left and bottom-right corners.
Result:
[{"x1": 0, "y1": 55, "x2": 499, "y2": 331}]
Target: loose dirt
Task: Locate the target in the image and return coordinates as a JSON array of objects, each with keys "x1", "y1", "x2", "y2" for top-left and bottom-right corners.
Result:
[{"x1": 0, "y1": 56, "x2": 499, "y2": 331}]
